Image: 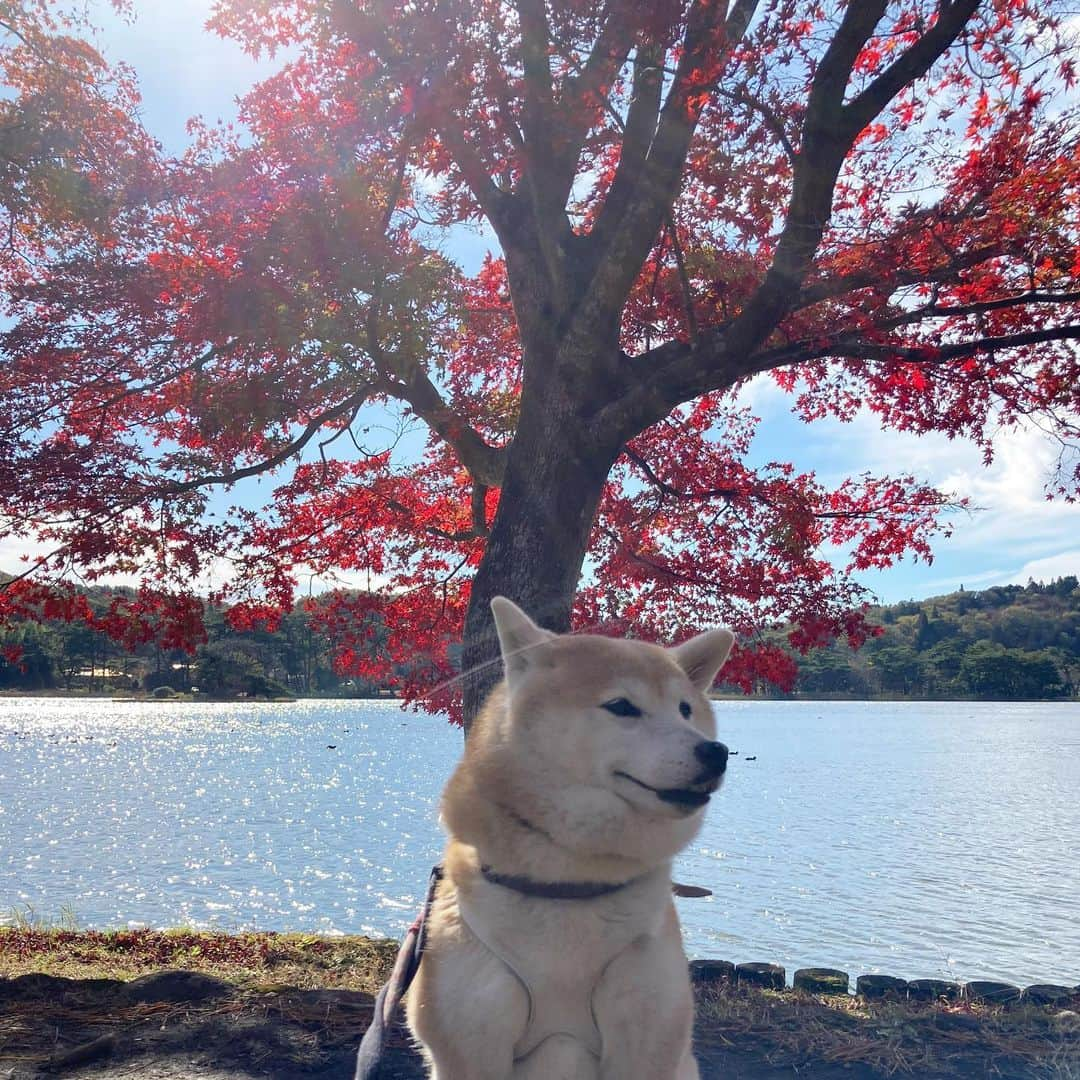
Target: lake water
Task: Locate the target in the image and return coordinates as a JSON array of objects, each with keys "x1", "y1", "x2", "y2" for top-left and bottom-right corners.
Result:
[{"x1": 1, "y1": 697, "x2": 1077, "y2": 988}]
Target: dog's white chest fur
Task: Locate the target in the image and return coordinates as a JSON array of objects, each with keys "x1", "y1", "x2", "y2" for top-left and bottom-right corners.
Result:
[{"x1": 458, "y1": 869, "x2": 672, "y2": 1061}]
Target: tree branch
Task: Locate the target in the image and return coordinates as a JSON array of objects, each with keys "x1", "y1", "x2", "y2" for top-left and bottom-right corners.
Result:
[
  {"x1": 362, "y1": 304, "x2": 505, "y2": 487},
  {"x1": 330, "y1": 0, "x2": 515, "y2": 240},
  {"x1": 844, "y1": 0, "x2": 982, "y2": 137},
  {"x1": 624, "y1": 446, "x2": 738, "y2": 502},
  {"x1": 515, "y1": 0, "x2": 556, "y2": 157},
  {"x1": 510, "y1": 0, "x2": 578, "y2": 304},
  {"x1": 381, "y1": 363, "x2": 506, "y2": 487},
  {"x1": 796, "y1": 243, "x2": 1005, "y2": 309},
  {"x1": 618, "y1": 43, "x2": 666, "y2": 178},
  {"x1": 724, "y1": 1, "x2": 889, "y2": 332},
  {"x1": 667, "y1": 213, "x2": 699, "y2": 346},
  {"x1": 548, "y1": 6, "x2": 636, "y2": 204},
  {"x1": 626, "y1": 445, "x2": 952, "y2": 519},
  {"x1": 155, "y1": 382, "x2": 382, "y2": 499},
  {"x1": 787, "y1": 323, "x2": 1080, "y2": 367},
  {"x1": 714, "y1": 85, "x2": 797, "y2": 165},
  {"x1": 386, "y1": 481, "x2": 489, "y2": 543},
  {"x1": 426, "y1": 119, "x2": 516, "y2": 240},
  {"x1": 724, "y1": 0, "x2": 980, "y2": 342},
  {"x1": 597, "y1": 1, "x2": 989, "y2": 436},
  {"x1": 875, "y1": 290, "x2": 1080, "y2": 331},
  {"x1": 572, "y1": 0, "x2": 760, "y2": 342}
]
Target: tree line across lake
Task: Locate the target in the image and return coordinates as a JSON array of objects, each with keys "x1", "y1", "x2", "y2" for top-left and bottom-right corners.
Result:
[
  {"x1": 0, "y1": 576, "x2": 1077, "y2": 702},
  {"x1": 770, "y1": 578, "x2": 1079, "y2": 700},
  {"x1": 0, "y1": 585, "x2": 363, "y2": 700}
]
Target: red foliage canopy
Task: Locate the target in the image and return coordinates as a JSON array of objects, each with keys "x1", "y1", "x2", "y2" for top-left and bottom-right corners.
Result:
[{"x1": 1, "y1": 0, "x2": 1078, "y2": 718}]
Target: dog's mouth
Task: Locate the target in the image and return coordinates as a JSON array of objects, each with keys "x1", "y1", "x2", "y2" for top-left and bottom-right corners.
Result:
[{"x1": 613, "y1": 770, "x2": 717, "y2": 810}]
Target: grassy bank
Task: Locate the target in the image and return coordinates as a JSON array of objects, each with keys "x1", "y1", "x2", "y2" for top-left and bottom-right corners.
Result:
[
  {"x1": 696, "y1": 984, "x2": 1080, "y2": 1077},
  {"x1": 0, "y1": 927, "x2": 396, "y2": 993},
  {"x1": 2, "y1": 929, "x2": 1078, "y2": 1078}
]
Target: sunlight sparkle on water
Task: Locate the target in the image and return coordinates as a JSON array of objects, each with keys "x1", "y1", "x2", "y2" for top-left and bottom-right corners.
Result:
[{"x1": 1, "y1": 697, "x2": 1077, "y2": 985}]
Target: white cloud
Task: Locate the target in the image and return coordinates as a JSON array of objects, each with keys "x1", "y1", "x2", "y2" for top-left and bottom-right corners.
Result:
[
  {"x1": 735, "y1": 373, "x2": 1080, "y2": 598},
  {"x1": 907, "y1": 551, "x2": 1079, "y2": 599},
  {"x1": 859, "y1": 420, "x2": 1079, "y2": 557},
  {"x1": 901, "y1": 566, "x2": 1014, "y2": 594},
  {"x1": 0, "y1": 534, "x2": 53, "y2": 582},
  {"x1": 1003, "y1": 550, "x2": 1080, "y2": 585},
  {"x1": 733, "y1": 371, "x2": 790, "y2": 414},
  {"x1": 0, "y1": 531, "x2": 235, "y2": 595}
]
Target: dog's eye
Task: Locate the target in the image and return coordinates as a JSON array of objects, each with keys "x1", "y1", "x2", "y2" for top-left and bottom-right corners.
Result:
[
  {"x1": 679, "y1": 701, "x2": 692, "y2": 718},
  {"x1": 601, "y1": 697, "x2": 642, "y2": 718}
]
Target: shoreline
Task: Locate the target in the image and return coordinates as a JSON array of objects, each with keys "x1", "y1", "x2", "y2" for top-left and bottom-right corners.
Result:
[
  {"x1": 2, "y1": 927, "x2": 1076, "y2": 1007},
  {"x1": 0, "y1": 690, "x2": 402, "y2": 703},
  {"x1": 2, "y1": 689, "x2": 1077, "y2": 703}
]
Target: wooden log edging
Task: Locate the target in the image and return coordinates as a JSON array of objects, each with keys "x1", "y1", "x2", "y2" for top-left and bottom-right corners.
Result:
[
  {"x1": 793, "y1": 968, "x2": 849, "y2": 995},
  {"x1": 856, "y1": 974, "x2": 908, "y2": 998},
  {"x1": 1025, "y1": 984, "x2": 1077, "y2": 1006},
  {"x1": 735, "y1": 962, "x2": 786, "y2": 989},
  {"x1": 689, "y1": 960, "x2": 735, "y2": 985},
  {"x1": 689, "y1": 960, "x2": 1080, "y2": 1007},
  {"x1": 909, "y1": 978, "x2": 961, "y2": 1002},
  {"x1": 965, "y1": 980, "x2": 1023, "y2": 1005}
]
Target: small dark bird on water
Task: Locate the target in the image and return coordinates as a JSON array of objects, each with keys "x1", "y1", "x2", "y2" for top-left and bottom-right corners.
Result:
[
  {"x1": 745, "y1": 755, "x2": 757, "y2": 761},
  {"x1": 327, "y1": 745, "x2": 337, "y2": 749}
]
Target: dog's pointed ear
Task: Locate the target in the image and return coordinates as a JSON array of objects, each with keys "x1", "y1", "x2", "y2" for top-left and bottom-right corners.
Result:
[
  {"x1": 670, "y1": 628, "x2": 735, "y2": 691},
  {"x1": 491, "y1": 597, "x2": 554, "y2": 683}
]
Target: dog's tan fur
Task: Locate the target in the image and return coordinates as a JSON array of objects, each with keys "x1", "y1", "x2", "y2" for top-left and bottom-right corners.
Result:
[{"x1": 407, "y1": 598, "x2": 734, "y2": 1079}]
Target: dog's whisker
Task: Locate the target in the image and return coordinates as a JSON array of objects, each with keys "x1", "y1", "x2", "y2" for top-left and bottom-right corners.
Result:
[{"x1": 418, "y1": 620, "x2": 609, "y2": 704}]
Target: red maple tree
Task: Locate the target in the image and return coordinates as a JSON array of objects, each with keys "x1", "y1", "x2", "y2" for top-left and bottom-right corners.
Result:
[{"x1": 2, "y1": 0, "x2": 1078, "y2": 723}]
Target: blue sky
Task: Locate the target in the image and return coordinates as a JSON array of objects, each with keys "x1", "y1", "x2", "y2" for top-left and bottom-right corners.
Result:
[{"x1": 24, "y1": 2, "x2": 1074, "y2": 606}]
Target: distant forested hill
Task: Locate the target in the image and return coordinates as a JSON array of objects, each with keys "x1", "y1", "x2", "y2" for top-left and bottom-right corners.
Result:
[
  {"x1": 3, "y1": 574, "x2": 1078, "y2": 700},
  {"x1": 0, "y1": 576, "x2": 384, "y2": 698},
  {"x1": 766, "y1": 578, "x2": 1079, "y2": 700}
]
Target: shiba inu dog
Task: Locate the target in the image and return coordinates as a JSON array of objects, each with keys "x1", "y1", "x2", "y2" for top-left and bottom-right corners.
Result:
[{"x1": 406, "y1": 597, "x2": 734, "y2": 1079}]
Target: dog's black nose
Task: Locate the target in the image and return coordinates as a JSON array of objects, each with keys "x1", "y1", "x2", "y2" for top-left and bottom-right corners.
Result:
[{"x1": 694, "y1": 740, "x2": 729, "y2": 777}]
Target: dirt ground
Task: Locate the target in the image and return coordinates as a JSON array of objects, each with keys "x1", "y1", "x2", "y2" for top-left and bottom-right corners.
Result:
[{"x1": 2, "y1": 971, "x2": 1078, "y2": 1080}]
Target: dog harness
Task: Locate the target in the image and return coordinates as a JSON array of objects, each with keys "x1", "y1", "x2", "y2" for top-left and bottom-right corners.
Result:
[
  {"x1": 354, "y1": 864, "x2": 710, "y2": 1077},
  {"x1": 457, "y1": 868, "x2": 639, "y2": 1062}
]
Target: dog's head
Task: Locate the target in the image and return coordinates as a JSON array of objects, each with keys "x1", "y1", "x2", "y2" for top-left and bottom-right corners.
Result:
[{"x1": 464, "y1": 597, "x2": 734, "y2": 864}]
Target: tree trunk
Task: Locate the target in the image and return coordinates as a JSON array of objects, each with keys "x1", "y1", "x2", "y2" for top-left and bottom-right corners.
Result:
[{"x1": 460, "y1": 375, "x2": 622, "y2": 728}]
